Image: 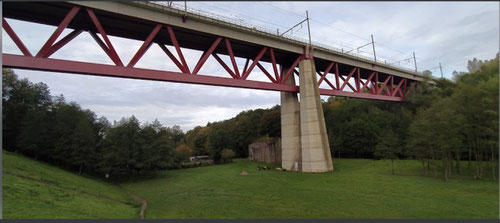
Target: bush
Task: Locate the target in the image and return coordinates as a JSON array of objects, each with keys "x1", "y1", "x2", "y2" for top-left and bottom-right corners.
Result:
[
  {"x1": 220, "y1": 149, "x2": 235, "y2": 163},
  {"x1": 176, "y1": 144, "x2": 192, "y2": 162}
]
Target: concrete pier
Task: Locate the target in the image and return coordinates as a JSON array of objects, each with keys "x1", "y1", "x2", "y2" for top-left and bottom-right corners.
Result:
[
  {"x1": 298, "y1": 59, "x2": 333, "y2": 172},
  {"x1": 280, "y1": 72, "x2": 302, "y2": 171},
  {"x1": 280, "y1": 59, "x2": 333, "y2": 173}
]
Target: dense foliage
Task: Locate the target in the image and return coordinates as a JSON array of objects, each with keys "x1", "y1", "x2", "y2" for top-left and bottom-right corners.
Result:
[
  {"x1": 3, "y1": 53, "x2": 498, "y2": 181},
  {"x1": 183, "y1": 105, "x2": 280, "y2": 161},
  {"x1": 407, "y1": 55, "x2": 499, "y2": 181},
  {"x1": 3, "y1": 69, "x2": 185, "y2": 179},
  {"x1": 183, "y1": 54, "x2": 499, "y2": 181}
]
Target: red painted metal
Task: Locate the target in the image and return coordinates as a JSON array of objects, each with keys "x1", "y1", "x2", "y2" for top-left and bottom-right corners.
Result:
[
  {"x1": 339, "y1": 74, "x2": 356, "y2": 92},
  {"x1": 256, "y1": 62, "x2": 277, "y2": 83},
  {"x1": 269, "y1": 48, "x2": 280, "y2": 83},
  {"x1": 3, "y1": 53, "x2": 298, "y2": 92},
  {"x1": 86, "y1": 8, "x2": 123, "y2": 67},
  {"x1": 127, "y1": 24, "x2": 162, "y2": 68},
  {"x1": 359, "y1": 71, "x2": 375, "y2": 93},
  {"x1": 278, "y1": 64, "x2": 282, "y2": 79},
  {"x1": 280, "y1": 55, "x2": 302, "y2": 84},
  {"x1": 390, "y1": 75, "x2": 394, "y2": 96},
  {"x1": 317, "y1": 71, "x2": 335, "y2": 90},
  {"x1": 377, "y1": 75, "x2": 391, "y2": 95},
  {"x1": 242, "y1": 58, "x2": 250, "y2": 77},
  {"x1": 355, "y1": 68, "x2": 361, "y2": 92},
  {"x1": 157, "y1": 43, "x2": 185, "y2": 73},
  {"x1": 166, "y1": 26, "x2": 189, "y2": 73},
  {"x1": 318, "y1": 62, "x2": 334, "y2": 86},
  {"x1": 224, "y1": 38, "x2": 240, "y2": 78},
  {"x1": 242, "y1": 47, "x2": 267, "y2": 80},
  {"x1": 36, "y1": 6, "x2": 80, "y2": 58},
  {"x1": 2, "y1": 3, "x2": 413, "y2": 102},
  {"x1": 89, "y1": 31, "x2": 112, "y2": 56},
  {"x1": 192, "y1": 37, "x2": 222, "y2": 75},
  {"x1": 3, "y1": 54, "x2": 407, "y2": 101},
  {"x1": 403, "y1": 79, "x2": 408, "y2": 97},
  {"x1": 212, "y1": 53, "x2": 238, "y2": 79},
  {"x1": 319, "y1": 89, "x2": 404, "y2": 101},
  {"x1": 2, "y1": 18, "x2": 32, "y2": 57},
  {"x1": 44, "y1": 29, "x2": 83, "y2": 58},
  {"x1": 334, "y1": 63, "x2": 340, "y2": 90},
  {"x1": 340, "y1": 68, "x2": 357, "y2": 91},
  {"x1": 392, "y1": 78, "x2": 405, "y2": 96},
  {"x1": 391, "y1": 76, "x2": 405, "y2": 96},
  {"x1": 88, "y1": 32, "x2": 119, "y2": 67}
]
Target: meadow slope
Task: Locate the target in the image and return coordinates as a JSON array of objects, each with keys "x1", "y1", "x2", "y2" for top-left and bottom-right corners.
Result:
[{"x1": 2, "y1": 151, "x2": 138, "y2": 219}]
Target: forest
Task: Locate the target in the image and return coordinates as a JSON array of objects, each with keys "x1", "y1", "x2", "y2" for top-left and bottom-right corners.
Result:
[{"x1": 2, "y1": 53, "x2": 498, "y2": 181}]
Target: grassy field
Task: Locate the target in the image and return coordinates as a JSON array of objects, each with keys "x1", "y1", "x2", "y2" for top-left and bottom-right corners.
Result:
[
  {"x1": 3, "y1": 151, "x2": 498, "y2": 219},
  {"x1": 121, "y1": 158, "x2": 499, "y2": 219},
  {"x1": 2, "y1": 151, "x2": 139, "y2": 219}
]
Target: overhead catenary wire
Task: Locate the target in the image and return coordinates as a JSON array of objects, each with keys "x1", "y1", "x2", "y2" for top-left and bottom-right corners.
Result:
[
  {"x1": 260, "y1": 2, "x2": 415, "y2": 59},
  {"x1": 188, "y1": 2, "x2": 369, "y2": 52},
  {"x1": 161, "y1": 1, "x2": 420, "y2": 72}
]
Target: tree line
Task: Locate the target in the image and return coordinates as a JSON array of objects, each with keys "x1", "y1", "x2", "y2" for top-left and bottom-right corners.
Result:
[
  {"x1": 3, "y1": 69, "x2": 187, "y2": 179},
  {"x1": 3, "y1": 54, "x2": 498, "y2": 181},
  {"x1": 184, "y1": 54, "x2": 499, "y2": 181}
]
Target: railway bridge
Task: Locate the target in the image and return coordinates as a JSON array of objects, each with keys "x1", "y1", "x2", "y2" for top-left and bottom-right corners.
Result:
[{"x1": 2, "y1": 1, "x2": 426, "y2": 172}]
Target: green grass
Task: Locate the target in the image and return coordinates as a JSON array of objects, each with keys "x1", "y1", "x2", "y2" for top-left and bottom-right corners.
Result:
[
  {"x1": 3, "y1": 151, "x2": 498, "y2": 219},
  {"x1": 121, "y1": 158, "x2": 499, "y2": 219},
  {"x1": 2, "y1": 151, "x2": 138, "y2": 219}
]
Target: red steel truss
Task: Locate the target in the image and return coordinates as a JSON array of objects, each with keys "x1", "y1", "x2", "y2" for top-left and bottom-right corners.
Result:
[{"x1": 2, "y1": 5, "x2": 415, "y2": 101}]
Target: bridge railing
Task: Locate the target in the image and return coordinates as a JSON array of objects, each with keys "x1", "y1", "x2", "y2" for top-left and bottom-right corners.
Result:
[{"x1": 148, "y1": 1, "x2": 421, "y2": 75}]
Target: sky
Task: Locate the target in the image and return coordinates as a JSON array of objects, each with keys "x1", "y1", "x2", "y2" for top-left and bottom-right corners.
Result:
[{"x1": 2, "y1": 1, "x2": 499, "y2": 132}]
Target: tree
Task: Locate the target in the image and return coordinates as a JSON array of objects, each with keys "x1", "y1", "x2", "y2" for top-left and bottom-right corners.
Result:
[
  {"x1": 259, "y1": 105, "x2": 280, "y2": 138},
  {"x1": 3, "y1": 69, "x2": 52, "y2": 151},
  {"x1": 176, "y1": 144, "x2": 193, "y2": 162},
  {"x1": 17, "y1": 108, "x2": 53, "y2": 160},
  {"x1": 374, "y1": 129, "x2": 401, "y2": 174}
]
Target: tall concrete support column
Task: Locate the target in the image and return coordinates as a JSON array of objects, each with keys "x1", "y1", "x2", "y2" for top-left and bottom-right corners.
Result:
[
  {"x1": 298, "y1": 59, "x2": 334, "y2": 172},
  {"x1": 280, "y1": 72, "x2": 301, "y2": 171}
]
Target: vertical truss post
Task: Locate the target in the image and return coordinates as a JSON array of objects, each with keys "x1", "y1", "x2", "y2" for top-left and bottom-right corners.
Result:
[{"x1": 356, "y1": 68, "x2": 361, "y2": 92}]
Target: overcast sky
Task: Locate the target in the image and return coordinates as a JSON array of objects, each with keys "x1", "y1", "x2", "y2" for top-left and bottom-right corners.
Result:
[{"x1": 2, "y1": 1, "x2": 499, "y2": 132}]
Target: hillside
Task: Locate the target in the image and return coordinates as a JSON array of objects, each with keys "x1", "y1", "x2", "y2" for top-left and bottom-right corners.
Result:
[
  {"x1": 121, "y1": 158, "x2": 498, "y2": 219},
  {"x1": 2, "y1": 151, "x2": 139, "y2": 219}
]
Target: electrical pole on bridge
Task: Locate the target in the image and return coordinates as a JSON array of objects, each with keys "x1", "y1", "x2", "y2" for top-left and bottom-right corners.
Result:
[
  {"x1": 371, "y1": 34, "x2": 377, "y2": 62},
  {"x1": 306, "y1": 10, "x2": 311, "y2": 46},
  {"x1": 439, "y1": 62, "x2": 443, "y2": 78},
  {"x1": 413, "y1": 52, "x2": 418, "y2": 73}
]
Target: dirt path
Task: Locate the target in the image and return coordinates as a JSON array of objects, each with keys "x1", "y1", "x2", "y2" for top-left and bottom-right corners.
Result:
[
  {"x1": 115, "y1": 184, "x2": 148, "y2": 219},
  {"x1": 125, "y1": 191, "x2": 148, "y2": 219}
]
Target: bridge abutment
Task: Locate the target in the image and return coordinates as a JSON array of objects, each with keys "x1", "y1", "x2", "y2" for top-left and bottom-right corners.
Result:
[{"x1": 281, "y1": 58, "x2": 334, "y2": 173}]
